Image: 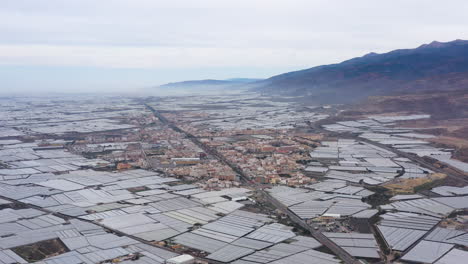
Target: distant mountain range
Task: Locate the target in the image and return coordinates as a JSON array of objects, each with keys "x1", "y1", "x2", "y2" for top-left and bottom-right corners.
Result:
[
  {"x1": 158, "y1": 78, "x2": 261, "y2": 90},
  {"x1": 253, "y1": 39, "x2": 468, "y2": 103},
  {"x1": 156, "y1": 39, "x2": 468, "y2": 102}
]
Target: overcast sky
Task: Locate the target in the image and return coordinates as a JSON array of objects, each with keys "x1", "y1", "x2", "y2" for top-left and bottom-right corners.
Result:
[{"x1": 1, "y1": 0, "x2": 468, "y2": 93}]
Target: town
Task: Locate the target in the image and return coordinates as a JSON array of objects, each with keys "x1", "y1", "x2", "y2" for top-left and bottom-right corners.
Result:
[{"x1": 0, "y1": 94, "x2": 466, "y2": 264}]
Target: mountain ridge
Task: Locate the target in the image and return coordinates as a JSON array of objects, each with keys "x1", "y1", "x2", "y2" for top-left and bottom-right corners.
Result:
[{"x1": 252, "y1": 39, "x2": 468, "y2": 103}]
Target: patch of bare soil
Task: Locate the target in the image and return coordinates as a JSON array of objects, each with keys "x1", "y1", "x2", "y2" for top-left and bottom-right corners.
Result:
[{"x1": 12, "y1": 238, "x2": 69, "y2": 262}]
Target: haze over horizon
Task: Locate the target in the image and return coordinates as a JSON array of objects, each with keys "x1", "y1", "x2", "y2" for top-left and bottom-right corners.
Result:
[{"x1": 1, "y1": 0, "x2": 468, "y2": 93}]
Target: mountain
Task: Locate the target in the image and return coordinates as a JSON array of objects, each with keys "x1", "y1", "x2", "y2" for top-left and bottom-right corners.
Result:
[
  {"x1": 150, "y1": 78, "x2": 262, "y2": 95},
  {"x1": 225, "y1": 78, "x2": 263, "y2": 83},
  {"x1": 159, "y1": 78, "x2": 261, "y2": 89},
  {"x1": 253, "y1": 39, "x2": 468, "y2": 103}
]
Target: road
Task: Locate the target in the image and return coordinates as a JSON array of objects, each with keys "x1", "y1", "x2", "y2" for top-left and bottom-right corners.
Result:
[
  {"x1": 261, "y1": 191, "x2": 361, "y2": 264},
  {"x1": 145, "y1": 104, "x2": 361, "y2": 264},
  {"x1": 360, "y1": 137, "x2": 468, "y2": 184},
  {"x1": 310, "y1": 121, "x2": 468, "y2": 185}
]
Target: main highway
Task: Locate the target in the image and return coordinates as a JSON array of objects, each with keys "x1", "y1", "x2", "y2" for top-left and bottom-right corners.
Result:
[{"x1": 145, "y1": 104, "x2": 361, "y2": 264}]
